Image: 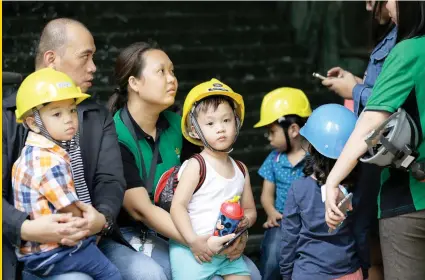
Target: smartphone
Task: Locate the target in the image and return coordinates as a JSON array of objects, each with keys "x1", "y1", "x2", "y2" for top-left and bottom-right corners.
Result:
[
  {"x1": 216, "y1": 227, "x2": 248, "y2": 254},
  {"x1": 337, "y1": 192, "x2": 353, "y2": 214},
  {"x1": 312, "y1": 72, "x2": 327, "y2": 80},
  {"x1": 328, "y1": 192, "x2": 353, "y2": 233}
]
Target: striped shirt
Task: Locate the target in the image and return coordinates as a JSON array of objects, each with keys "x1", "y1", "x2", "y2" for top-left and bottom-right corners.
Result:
[
  {"x1": 68, "y1": 136, "x2": 91, "y2": 204},
  {"x1": 12, "y1": 132, "x2": 79, "y2": 255}
]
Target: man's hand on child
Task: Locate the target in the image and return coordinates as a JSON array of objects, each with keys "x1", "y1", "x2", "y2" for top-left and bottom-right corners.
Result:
[
  {"x1": 75, "y1": 201, "x2": 106, "y2": 236},
  {"x1": 21, "y1": 213, "x2": 89, "y2": 246},
  {"x1": 263, "y1": 211, "x2": 283, "y2": 228},
  {"x1": 189, "y1": 235, "x2": 214, "y2": 264}
]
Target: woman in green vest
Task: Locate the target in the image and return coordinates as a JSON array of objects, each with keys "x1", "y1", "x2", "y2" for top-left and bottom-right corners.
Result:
[
  {"x1": 324, "y1": 1, "x2": 425, "y2": 279},
  {"x1": 99, "y1": 42, "x2": 261, "y2": 280}
]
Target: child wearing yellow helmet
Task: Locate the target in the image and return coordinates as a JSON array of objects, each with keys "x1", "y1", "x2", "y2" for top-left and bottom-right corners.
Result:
[
  {"x1": 12, "y1": 68, "x2": 121, "y2": 279},
  {"x1": 254, "y1": 87, "x2": 311, "y2": 280},
  {"x1": 170, "y1": 78, "x2": 257, "y2": 280}
]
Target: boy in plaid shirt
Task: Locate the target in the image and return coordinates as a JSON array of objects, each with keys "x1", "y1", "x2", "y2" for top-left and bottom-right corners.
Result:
[{"x1": 12, "y1": 68, "x2": 121, "y2": 280}]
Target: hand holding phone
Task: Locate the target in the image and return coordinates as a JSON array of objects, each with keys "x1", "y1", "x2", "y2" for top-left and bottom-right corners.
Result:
[
  {"x1": 337, "y1": 192, "x2": 353, "y2": 214},
  {"x1": 328, "y1": 192, "x2": 353, "y2": 233},
  {"x1": 312, "y1": 72, "x2": 327, "y2": 80},
  {"x1": 216, "y1": 227, "x2": 248, "y2": 254}
]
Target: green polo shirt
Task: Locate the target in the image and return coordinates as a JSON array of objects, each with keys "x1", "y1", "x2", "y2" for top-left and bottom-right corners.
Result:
[
  {"x1": 114, "y1": 109, "x2": 182, "y2": 194},
  {"x1": 365, "y1": 35, "x2": 425, "y2": 219}
]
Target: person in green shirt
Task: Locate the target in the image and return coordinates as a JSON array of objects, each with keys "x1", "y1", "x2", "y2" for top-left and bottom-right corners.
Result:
[
  {"x1": 323, "y1": 1, "x2": 425, "y2": 279},
  {"x1": 99, "y1": 42, "x2": 261, "y2": 280}
]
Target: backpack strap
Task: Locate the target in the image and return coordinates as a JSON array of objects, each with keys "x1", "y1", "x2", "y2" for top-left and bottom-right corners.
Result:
[
  {"x1": 191, "y1": 154, "x2": 206, "y2": 194},
  {"x1": 234, "y1": 160, "x2": 246, "y2": 178},
  {"x1": 189, "y1": 155, "x2": 245, "y2": 194}
]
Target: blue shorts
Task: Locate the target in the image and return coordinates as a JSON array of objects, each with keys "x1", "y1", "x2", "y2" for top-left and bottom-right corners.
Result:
[{"x1": 169, "y1": 241, "x2": 250, "y2": 280}]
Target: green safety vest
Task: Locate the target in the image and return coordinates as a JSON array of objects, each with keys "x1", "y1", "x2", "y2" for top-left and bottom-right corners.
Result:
[{"x1": 114, "y1": 109, "x2": 183, "y2": 196}]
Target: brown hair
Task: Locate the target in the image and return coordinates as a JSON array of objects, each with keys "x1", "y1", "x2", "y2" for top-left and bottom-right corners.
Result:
[{"x1": 108, "y1": 41, "x2": 161, "y2": 114}]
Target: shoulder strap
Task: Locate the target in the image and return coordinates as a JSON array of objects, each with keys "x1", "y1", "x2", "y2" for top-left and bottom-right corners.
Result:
[
  {"x1": 234, "y1": 160, "x2": 246, "y2": 178},
  {"x1": 120, "y1": 106, "x2": 160, "y2": 195},
  {"x1": 182, "y1": 155, "x2": 245, "y2": 194},
  {"x1": 191, "y1": 153, "x2": 206, "y2": 194}
]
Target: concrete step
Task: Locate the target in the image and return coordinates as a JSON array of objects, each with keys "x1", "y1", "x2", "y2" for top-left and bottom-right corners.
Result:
[
  {"x1": 3, "y1": 11, "x2": 288, "y2": 35},
  {"x1": 3, "y1": 2, "x2": 279, "y2": 18},
  {"x1": 3, "y1": 42, "x2": 307, "y2": 76}
]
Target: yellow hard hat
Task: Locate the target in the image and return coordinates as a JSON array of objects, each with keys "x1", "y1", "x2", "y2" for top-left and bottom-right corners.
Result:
[
  {"x1": 181, "y1": 78, "x2": 245, "y2": 146},
  {"x1": 254, "y1": 87, "x2": 311, "y2": 128},
  {"x1": 15, "y1": 68, "x2": 90, "y2": 123}
]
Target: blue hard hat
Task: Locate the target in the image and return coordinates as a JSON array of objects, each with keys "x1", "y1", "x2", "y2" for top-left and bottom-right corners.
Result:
[{"x1": 300, "y1": 104, "x2": 357, "y2": 159}]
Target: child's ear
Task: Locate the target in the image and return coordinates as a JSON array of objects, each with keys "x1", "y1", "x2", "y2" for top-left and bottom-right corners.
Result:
[
  {"x1": 25, "y1": 117, "x2": 41, "y2": 133},
  {"x1": 189, "y1": 125, "x2": 201, "y2": 139},
  {"x1": 289, "y1": 123, "x2": 303, "y2": 138}
]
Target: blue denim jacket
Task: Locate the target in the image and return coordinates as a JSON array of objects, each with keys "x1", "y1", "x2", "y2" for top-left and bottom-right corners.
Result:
[
  {"x1": 352, "y1": 27, "x2": 397, "y2": 116},
  {"x1": 280, "y1": 177, "x2": 360, "y2": 280}
]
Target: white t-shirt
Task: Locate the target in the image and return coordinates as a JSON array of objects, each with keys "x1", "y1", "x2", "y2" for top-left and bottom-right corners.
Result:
[{"x1": 178, "y1": 156, "x2": 245, "y2": 236}]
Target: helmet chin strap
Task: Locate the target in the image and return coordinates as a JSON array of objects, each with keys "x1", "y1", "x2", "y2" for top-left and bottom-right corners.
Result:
[
  {"x1": 189, "y1": 111, "x2": 241, "y2": 154},
  {"x1": 278, "y1": 117, "x2": 292, "y2": 153},
  {"x1": 30, "y1": 108, "x2": 79, "y2": 151},
  {"x1": 283, "y1": 128, "x2": 292, "y2": 153}
]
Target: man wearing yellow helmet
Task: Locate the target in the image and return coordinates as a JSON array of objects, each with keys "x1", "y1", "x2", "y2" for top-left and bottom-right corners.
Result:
[
  {"x1": 253, "y1": 87, "x2": 311, "y2": 280},
  {"x1": 3, "y1": 18, "x2": 125, "y2": 280},
  {"x1": 12, "y1": 68, "x2": 121, "y2": 280},
  {"x1": 170, "y1": 78, "x2": 257, "y2": 279}
]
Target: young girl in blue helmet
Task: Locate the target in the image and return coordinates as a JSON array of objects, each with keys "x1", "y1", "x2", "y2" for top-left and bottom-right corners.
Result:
[{"x1": 279, "y1": 104, "x2": 364, "y2": 280}]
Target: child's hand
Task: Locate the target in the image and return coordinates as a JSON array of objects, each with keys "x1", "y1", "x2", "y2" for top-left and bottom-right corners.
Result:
[
  {"x1": 263, "y1": 211, "x2": 283, "y2": 228},
  {"x1": 207, "y1": 234, "x2": 236, "y2": 254},
  {"x1": 189, "y1": 235, "x2": 214, "y2": 264},
  {"x1": 236, "y1": 216, "x2": 250, "y2": 232}
]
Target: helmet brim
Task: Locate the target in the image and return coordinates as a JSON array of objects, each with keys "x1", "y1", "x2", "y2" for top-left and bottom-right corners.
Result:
[
  {"x1": 15, "y1": 92, "x2": 90, "y2": 123},
  {"x1": 181, "y1": 90, "x2": 244, "y2": 146}
]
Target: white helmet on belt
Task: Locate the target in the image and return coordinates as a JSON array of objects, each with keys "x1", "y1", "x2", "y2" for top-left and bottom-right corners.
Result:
[{"x1": 360, "y1": 108, "x2": 420, "y2": 169}]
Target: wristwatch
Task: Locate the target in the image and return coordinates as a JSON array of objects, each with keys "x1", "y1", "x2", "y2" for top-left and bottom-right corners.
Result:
[{"x1": 98, "y1": 214, "x2": 114, "y2": 237}]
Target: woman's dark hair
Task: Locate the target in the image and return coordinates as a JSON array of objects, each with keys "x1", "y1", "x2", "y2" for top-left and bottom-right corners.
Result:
[
  {"x1": 303, "y1": 145, "x2": 358, "y2": 187},
  {"x1": 396, "y1": 1, "x2": 425, "y2": 42},
  {"x1": 371, "y1": 1, "x2": 395, "y2": 46},
  {"x1": 108, "y1": 41, "x2": 162, "y2": 115}
]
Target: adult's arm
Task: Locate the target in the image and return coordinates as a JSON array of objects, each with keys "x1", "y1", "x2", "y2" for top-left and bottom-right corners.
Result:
[
  {"x1": 2, "y1": 198, "x2": 27, "y2": 247},
  {"x1": 119, "y1": 143, "x2": 186, "y2": 244},
  {"x1": 124, "y1": 187, "x2": 186, "y2": 244},
  {"x1": 352, "y1": 85, "x2": 372, "y2": 114},
  {"x1": 326, "y1": 44, "x2": 414, "y2": 227},
  {"x1": 2, "y1": 108, "x2": 28, "y2": 246},
  {"x1": 92, "y1": 110, "x2": 126, "y2": 220},
  {"x1": 325, "y1": 111, "x2": 390, "y2": 227}
]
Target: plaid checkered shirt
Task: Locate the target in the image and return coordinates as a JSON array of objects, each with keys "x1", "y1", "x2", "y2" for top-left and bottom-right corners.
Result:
[{"x1": 12, "y1": 131, "x2": 79, "y2": 256}]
